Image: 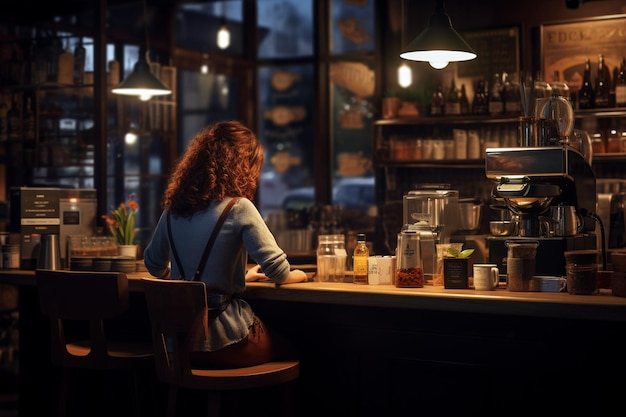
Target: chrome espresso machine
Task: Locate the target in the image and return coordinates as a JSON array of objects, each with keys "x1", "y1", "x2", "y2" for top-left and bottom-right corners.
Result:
[{"x1": 485, "y1": 145, "x2": 597, "y2": 276}]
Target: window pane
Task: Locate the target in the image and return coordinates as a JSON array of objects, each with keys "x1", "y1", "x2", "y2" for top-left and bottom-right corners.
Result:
[
  {"x1": 175, "y1": 1, "x2": 243, "y2": 56},
  {"x1": 257, "y1": 0, "x2": 313, "y2": 59},
  {"x1": 178, "y1": 69, "x2": 239, "y2": 153},
  {"x1": 330, "y1": 60, "x2": 376, "y2": 229},
  {"x1": 330, "y1": 0, "x2": 375, "y2": 55},
  {"x1": 257, "y1": 64, "x2": 315, "y2": 217}
]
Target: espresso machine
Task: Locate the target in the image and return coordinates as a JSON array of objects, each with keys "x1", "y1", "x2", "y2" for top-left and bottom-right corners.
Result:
[
  {"x1": 402, "y1": 185, "x2": 459, "y2": 280},
  {"x1": 485, "y1": 146, "x2": 597, "y2": 276}
]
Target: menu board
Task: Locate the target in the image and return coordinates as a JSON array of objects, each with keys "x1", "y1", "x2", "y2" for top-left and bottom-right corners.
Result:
[{"x1": 458, "y1": 26, "x2": 521, "y2": 79}]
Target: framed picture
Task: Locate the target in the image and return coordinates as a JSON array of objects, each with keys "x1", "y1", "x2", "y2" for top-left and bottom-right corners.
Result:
[
  {"x1": 458, "y1": 26, "x2": 521, "y2": 79},
  {"x1": 540, "y1": 14, "x2": 626, "y2": 91}
]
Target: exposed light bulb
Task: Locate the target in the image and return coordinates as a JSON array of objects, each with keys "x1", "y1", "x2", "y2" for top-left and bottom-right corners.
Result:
[
  {"x1": 139, "y1": 94, "x2": 152, "y2": 101},
  {"x1": 398, "y1": 63, "x2": 412, "y2": 88},
  {"x1": 125, "y1": 131, "x2": 138, "y2": 145},
  {"x1": 200, "y1": 63, "x2": 209, "y2": 74},
  {"x1": 217, "y1": 25, "x2": 230, "y2": 49},
  {"x1": 429, "y1": 61, "x2": 449, "y2": 70}
]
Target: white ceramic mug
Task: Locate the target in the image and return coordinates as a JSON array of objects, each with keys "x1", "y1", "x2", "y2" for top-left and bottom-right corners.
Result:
[{"x1": 473, "y1": 263, "x2": 500, "y2": 291}]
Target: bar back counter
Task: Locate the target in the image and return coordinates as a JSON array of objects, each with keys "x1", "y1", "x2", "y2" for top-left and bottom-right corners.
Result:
[{"x1": 2, "y1": 270, "x2": 625, "y2": 416}]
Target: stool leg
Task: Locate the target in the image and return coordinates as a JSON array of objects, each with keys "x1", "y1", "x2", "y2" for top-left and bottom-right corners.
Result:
[
  {"x1": 166, "y1": 385, "x2": 178, "y2": 417},
  {"x1": 58, "y1": 367, "x2": 70, "y2": 417},
  {"x1": 206, "y1": 390, "x2": 222, "y2": 417}
]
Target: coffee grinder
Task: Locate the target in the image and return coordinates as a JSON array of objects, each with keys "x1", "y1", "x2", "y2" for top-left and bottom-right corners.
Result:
[{"x1": 402, "y1": 185, "x2": 459, "y2": 281}]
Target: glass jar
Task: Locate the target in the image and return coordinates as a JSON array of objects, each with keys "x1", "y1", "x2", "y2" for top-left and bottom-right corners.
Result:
[
  {"x1": 316, "y1": 234, "x2": 346, "y2": 282},
  {"x1": 505, "y1": 240, "x2": 539, "y2": 291},
  {"x1": 395, "y1": 231, "x2": 424, "y2": 288}
]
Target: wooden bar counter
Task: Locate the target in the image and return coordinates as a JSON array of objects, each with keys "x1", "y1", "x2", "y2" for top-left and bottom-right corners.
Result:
[{"x1": 2, "y1": 270, "x2": 626, "y2": 416}]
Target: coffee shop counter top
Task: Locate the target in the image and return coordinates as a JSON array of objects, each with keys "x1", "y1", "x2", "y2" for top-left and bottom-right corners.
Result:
[{"x1": 2, "y1": 269, "x2": 625, "y2": 322}]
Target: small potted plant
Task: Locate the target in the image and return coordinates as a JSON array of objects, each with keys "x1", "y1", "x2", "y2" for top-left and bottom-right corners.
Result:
[
  {"x1": 443, "y1": 246, "x2": 474, "y2": 289},
  {"x1": 103, "y1": 194, "x2": 139, "y2": 258}
]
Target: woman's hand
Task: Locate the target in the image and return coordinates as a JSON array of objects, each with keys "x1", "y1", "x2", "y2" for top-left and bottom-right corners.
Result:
[
  {"x1": 245, "y1": 264, "x2": 268, "y2": 282},
  {"x1": 280, "y1": 269, "x2": 308, "y2": 284}
]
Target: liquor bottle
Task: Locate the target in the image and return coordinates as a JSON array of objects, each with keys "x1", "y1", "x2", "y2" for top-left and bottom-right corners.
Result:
[
  {"x1": 7, "y1": 94, "x2": 20, "y2": 141},
  {"x1": 57, "y1": 42, "x2": 74, "y2": 85},
  {"x1": 488, "y1": 73, "x2": 504, "y2": 115},
  {"x1": 352, "y1": 233, "x2": 369, "y2": 284},
  {"x1": 430, "y1": 84, "x2": 445, "y2": 116},
  {"x1": 73, "y1": 38, "x2": 86, "y2": 85},
  {"x1": 616, "y1": 57, "x2": 626, "y2": 107},
  {"x1": 551, "y1": 70, "x2": 569, "y2": 98},
  {"x1": 579, "y1": 58, "x2": 595, "y2": 109},
  {"x1": 444, "y1": 78, "x2": 460, "y2": 116},
  {"x1": 472, "y1": 79, "x2": 488, "y2": 115},
  {"x1": 22, "y1": 94, "x2": 35, "y2": 142},
  {"x1": 595, "y1": 54, "x2": 610, "y2": 108},
  {"x1": 503, "y1": 72, "x2": 521, "y2": 115},
  {"x1": 459, "y1": 84, "x2": 470, "y2": 115}
]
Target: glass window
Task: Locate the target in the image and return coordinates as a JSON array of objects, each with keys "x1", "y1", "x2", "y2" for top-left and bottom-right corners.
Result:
[
  {"x1": 177, "y1": 69, "x2": 239, "y2": 153},
  {"x1": 330, "y1": 0, "x2": 375, "y2": 55},
  {"x1": 257, "y1": 64, "x2": 315, "y2": 217},
  {"x1": 175, "y1": 1, "x2": 244, "y2": 56},
  {"x1": 257, "y1": 0, "x2": 313, "y2": 59}
]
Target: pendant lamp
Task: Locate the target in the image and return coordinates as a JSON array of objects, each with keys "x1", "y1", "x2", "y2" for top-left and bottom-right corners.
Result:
[
  {"x1": 112, "y1": 0, "x2": 171, "y2": 101},
  {"x1": 400, "y1": 0, "x2": 476, "y2": 70}
]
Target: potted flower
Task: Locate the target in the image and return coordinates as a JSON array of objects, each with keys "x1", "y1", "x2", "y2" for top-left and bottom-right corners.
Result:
[
  {"x1": 443, "y1": 246, "x2": 474, "y2": 289},
  {"x1": 103, "y1": 194, "x2": 139, "y2": 258}
]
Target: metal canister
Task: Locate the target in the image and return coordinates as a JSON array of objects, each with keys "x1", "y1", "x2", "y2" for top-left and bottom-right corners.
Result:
[{"x1": 2, "y1": 244, "x2": 20, "y2": 269}]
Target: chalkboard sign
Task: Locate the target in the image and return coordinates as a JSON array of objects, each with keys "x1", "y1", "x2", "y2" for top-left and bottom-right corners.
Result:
[{"x1": 458, "y1": 26, "x2": 520, "y2": 79}]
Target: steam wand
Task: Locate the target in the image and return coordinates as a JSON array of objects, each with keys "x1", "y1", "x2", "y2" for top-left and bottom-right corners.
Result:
[{"x1": 580, "y1": 208, "x2": 607, "y2": 270}]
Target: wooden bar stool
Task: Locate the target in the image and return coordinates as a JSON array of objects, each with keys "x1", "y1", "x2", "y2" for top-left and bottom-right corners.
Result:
[
  {"x1": 35, "y1": 269, "x2": 155, "y2": 417},
  {"x1": 141, "y1": 277, "x2": 300, "y2": 417}
]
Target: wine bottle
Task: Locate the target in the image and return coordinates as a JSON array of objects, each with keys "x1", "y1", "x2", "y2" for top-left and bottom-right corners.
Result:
[
  {"x1": 444, "y1": 78, "x2": 460, "y2": 116},
  {"x1": 488, "y1": 73, "x2": 503, "y2": 115},
  {"x1": 579, "y1": 58, "x2": 595, "y2": 109},
  {"x1": 459, "y1": 84, "x2": 470, "y2": 115},
  {"x1": 472, "y1": 79, "x2": 488, "y2": 115},
  {"x1": 7, "y1": 94, "x2": 20, "y2": 141},
  {"x1": 430, "y1": 84, "x2": 445, "y2": 116},
  {"x1": 73, "y1": 38, "x2": 86, "y2": 85},
  {"x1": 22, "y1": 94, "x2": 35, "y2": 142},
  {"x1": 616, "y1": 57, "x2": 626, "y2": 107},
  {"x1": 595, "y1": 54, "x2": 610, "y2": 108},
  {"x1": 57, "y1": 42, "x2": 74, "y2": 85}
]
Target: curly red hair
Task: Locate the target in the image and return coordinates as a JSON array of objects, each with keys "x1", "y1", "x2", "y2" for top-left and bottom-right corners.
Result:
[{"x1": 163, "y1": 121, "x2": 264, "y2": 217}]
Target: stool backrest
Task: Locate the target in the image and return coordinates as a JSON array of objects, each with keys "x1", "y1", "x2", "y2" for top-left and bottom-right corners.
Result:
[
  {"x1": 35, "y1": 269, "x2": 130, "y2": 368},
  {"x1": 141, "y1": 277, "x2": 208, "y2": 383}
]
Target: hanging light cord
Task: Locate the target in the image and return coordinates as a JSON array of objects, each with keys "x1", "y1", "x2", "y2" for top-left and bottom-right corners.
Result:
[{"x1": 142, "y1": 0, "x2": 151, "y2": 61}]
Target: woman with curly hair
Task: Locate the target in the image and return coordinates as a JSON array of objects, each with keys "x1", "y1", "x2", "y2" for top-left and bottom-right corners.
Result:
[{"x1": 143, "y1": 120, "x2": 307, "y2": 369}]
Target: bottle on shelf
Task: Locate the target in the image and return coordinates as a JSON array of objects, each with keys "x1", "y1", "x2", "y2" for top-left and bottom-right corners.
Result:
[
  {"x1": 488, "y1": 73, "x2": 504, "y2": 115},
  {"x1": 550, "y1": 70, "x2": 570, "y2": 98},
  {"x1": 352, "y1": 233, "x2": 369, "y2": 284},
  {"x1": 57, "y1": 41, "x2": 74, "y2": 85},
  {"x1": 459, "y1": 84, "x2": 470, "y2": 115},
  {"x1": 445, "y1": 78, "x2": 460, "y2": 116},
  {"x1": 472, "y1": 79, "x2": 488, "y2": 115},
  {"x1": 579, "y1": 58, "x2": 595, "y2": 109},
  {"x1": 430, "y1": 84, "x2": 445, "y2": 116},
  {"x1": 595, "y1": 54, "x2": 610, "y2": 108},
  {"x1": 73, "y1": 38, "x2": 86, "y2": 85},
  {"x1": 616, "y1": 57, "x2": 626, "y2": 107},
  {"x1": 7, "y1": 94, "x2": 20, "y2": 142},
  {"x1": 22, "y1": 94, "x2": 35, "y2": 142},
  {"x1": 503, "y1": 72, "x2": 521, "y2": 115}
]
